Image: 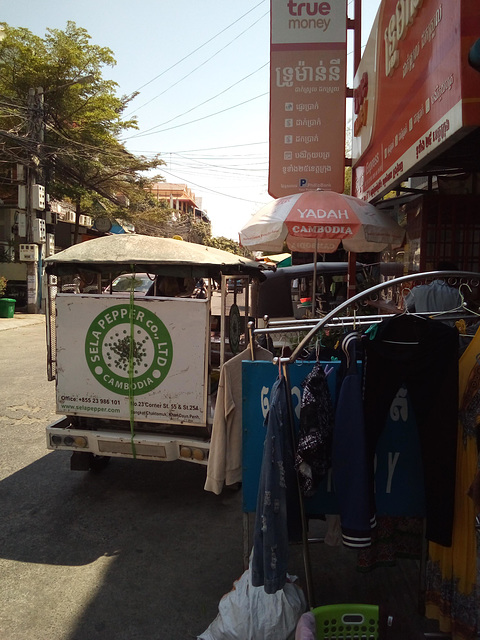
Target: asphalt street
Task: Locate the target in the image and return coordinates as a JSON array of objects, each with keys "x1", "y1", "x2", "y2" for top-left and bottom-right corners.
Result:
[{"x1": 0, "y1": 316, "x2": 246, "y2": 640}]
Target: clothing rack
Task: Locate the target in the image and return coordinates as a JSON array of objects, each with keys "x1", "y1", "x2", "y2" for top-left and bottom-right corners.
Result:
[
  {"x1": 246, "y1": 270, "x2": 480, "y2": 618},
  {"x1": 250, "y1": 270, "x2": 480, "y2": 363}
]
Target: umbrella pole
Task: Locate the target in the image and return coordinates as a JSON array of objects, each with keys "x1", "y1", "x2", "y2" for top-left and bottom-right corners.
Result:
[
  {"x1": 312, "y1": 239, "x2": 318, "y2": 316},
  {"x1": 347, "y1": 251, "x2": 357, "y2": 298}
]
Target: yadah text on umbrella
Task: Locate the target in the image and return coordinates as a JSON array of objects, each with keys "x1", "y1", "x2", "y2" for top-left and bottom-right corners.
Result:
[{"x1": 297, "y1": 207, "x2": 351, "y2": 219}]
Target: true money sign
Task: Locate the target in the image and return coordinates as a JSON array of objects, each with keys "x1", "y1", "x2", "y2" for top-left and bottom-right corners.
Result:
[{"x1": 55, "y1": 296, "x2": 209, "y2": 425}]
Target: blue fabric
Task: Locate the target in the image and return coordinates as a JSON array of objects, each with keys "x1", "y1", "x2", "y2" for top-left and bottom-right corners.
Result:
[
  {"x1": 332, "y1": 336, "x2": 374, "y2": 548},
  {"x1": 251, "y1": 375, "x2": 299, "y2": 594}
]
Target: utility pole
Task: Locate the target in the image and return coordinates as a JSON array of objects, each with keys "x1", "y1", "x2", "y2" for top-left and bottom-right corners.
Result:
[
  {"x1": 26, "y1": 86, "x2": 45, "y2": 314},
  {"x1": 24, "y1": 75, "x2": 95, "y2": 312}
]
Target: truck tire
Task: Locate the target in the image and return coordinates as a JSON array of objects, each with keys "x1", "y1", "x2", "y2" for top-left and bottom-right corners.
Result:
[{"x1": 89, "y1": 455, "x2": 111, "y2": 472}]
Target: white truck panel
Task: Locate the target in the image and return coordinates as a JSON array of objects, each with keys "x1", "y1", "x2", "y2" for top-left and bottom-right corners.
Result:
[{"x1": 55, "y1": 294, "x2": 210, "y2": 426}]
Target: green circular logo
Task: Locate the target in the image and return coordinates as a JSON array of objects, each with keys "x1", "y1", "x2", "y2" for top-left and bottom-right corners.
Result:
[{"x1": 85, "y1": 304, "x2": 173, "y2": 396}]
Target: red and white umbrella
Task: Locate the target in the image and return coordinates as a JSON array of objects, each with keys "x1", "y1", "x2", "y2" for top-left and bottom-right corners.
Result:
[{"x1": 239, "y1": 190, "x2": 404, "y2": 254}]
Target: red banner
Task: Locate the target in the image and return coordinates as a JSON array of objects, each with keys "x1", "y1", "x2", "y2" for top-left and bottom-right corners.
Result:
[{"x1": 352, "y1": 0, "x2": 480, "y2": 201}]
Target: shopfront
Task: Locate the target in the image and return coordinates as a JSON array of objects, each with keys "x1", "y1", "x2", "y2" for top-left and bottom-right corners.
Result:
[{"x1": 352, "y1": 0, "x2": 480, "y2": 273}]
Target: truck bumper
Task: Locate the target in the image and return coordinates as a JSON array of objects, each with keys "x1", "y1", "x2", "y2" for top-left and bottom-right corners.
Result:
[{"x1": 46, "y1": 418, "x2": 210, "y2": 465}]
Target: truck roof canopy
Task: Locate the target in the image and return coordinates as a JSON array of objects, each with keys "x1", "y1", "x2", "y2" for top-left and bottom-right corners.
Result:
[{"x1": 45, "y1": 234, "x2": 270, "y2": 280}]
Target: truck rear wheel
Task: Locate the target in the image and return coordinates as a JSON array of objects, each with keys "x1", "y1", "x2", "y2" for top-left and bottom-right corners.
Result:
[
  {"x1": 70, "y1": 451, "x2": 111, "y2": 472},
  {"x1": 89, "y1": 454, "x2": 111, "y2": 472}
]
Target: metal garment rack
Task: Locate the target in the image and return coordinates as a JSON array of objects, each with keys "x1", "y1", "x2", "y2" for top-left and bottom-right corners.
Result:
[
  {"x1": 246, "y1": 270, "x2": 480, "y2": 615},
  {"x1": 251, "y1": 270, "x2": 480, "y2": 364}
]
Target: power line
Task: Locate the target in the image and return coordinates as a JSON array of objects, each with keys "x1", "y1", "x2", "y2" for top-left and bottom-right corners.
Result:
[
  {"x1": 124, "y1": 91, "x2": 269, "y2": 140},
  {"x1": 127, "y1": 0, "x2": 268, "y2": 101},
  {"x1": 165, "y1": 152, "x2": 268, "y2": 174},
  {"x1": 129, "y1": 140, "x2": 268, "y2": 154},
  {"x1": 6, "y1": 98, "x2": 268, "y2": 166},
  {"x1": 159, "y1": 167, "x2": 269, "y2": 204},
  {"x1": 129, "y1": 62, "x2": 268, "y2": 138},
  {"x1": 129, "y1": 10, "x2": 268, "y2": 116}
]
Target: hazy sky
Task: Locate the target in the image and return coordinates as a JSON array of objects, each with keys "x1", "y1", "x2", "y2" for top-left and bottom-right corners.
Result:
[{"x1": 2, "y1": 0, "x2": 381, "y2": 239}]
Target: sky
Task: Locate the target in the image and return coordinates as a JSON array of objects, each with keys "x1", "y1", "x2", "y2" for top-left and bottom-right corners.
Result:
[{"x1": 2, "y1": 0, "x2": 381, "y2": 240}]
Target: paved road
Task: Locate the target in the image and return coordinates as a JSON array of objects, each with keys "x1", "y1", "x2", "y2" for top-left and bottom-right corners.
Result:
[
  {"x1": 0, "y1": 317, "x2": 245, "y2": 640},
  {"x1": 0, "y1": 315, "x2": 441, "y2": 640}
]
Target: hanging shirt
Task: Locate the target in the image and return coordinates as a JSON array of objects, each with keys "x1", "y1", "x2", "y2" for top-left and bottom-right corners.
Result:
[
  {"x1": 363, "y1": 314, "x2": 459, "y2": 547},
  {"x1": 332, "y1": 333, "x2": 374, "y2": 548},
  {"x1": 333, "y1": 318, "x2": 459, "y2": 548},
  {"x1": 205, "y1": 346, "x2": 273, "y2": 495},
  {"x1": 404, "y1": 279, "x2": 462, "y2": 314},
  {"x1": 425, "y1": 323, "x2": 480, "y2": 639},
  {"x1": 251, "y1": 374, "x2": 301, "y2": 594},
  {"x1": 295, "y1": 361, "x2": 335, "y2": 497}
]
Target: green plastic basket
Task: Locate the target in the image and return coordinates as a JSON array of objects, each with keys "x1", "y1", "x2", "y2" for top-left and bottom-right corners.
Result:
[{"x1": 312, "y1": 604, "x2": 380, "y2": 639}]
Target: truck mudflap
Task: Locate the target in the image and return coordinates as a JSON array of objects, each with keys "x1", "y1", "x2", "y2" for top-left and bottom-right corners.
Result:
[{"x1": 46, "y1": 418, "x2": 210, "y2": 466}]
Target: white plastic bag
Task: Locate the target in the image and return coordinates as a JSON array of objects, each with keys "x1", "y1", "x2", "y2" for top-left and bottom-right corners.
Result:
[{"x1": 198, "y1": 564, "x2": 307, "y2": 640}]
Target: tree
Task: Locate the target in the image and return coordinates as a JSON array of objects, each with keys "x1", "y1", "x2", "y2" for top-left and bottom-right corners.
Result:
[
  {"x1": 0, "y1": 21, "x2": 249, "y2": 255},
  {"x1": 0, "y1": 21, "x2": 166, "y2": 238},
  {"x1": 208, "y1": 235, "x2": 251, "y2": 257}
]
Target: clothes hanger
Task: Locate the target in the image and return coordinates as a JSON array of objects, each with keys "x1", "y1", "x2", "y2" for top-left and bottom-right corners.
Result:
[
  {"x1": 314, "y1": 331, "x2": 328, "y2": 358},
  {"x1": 381, "y1": 286, "x2": 427, "y2": 328},
  {"x1": 341, "y1": 331, "x2": 362, "y2": 368},
  {"x1": 457, "y1": 284, "x2": 480, "y2": 317},
  {"x1": 400, "y1": 287, "x2": 412, "y2": 313},
  {"x1": 429, "y1": 283, "x2": 480, "y2": 319},
  {"x1": 277, "y1": 344, "x2": 289, "y2": 377},
  {"x1": 429, "y1": 283, "x2": 467, "y2": 316},
  {"x1": 379, "y1": 292, "x2": 423, "y2": 343},
  {"x1": 323, "y1": 364, "x2": 334, "y2": 377},
  {"x1": 248, "y1": 322, "x2": 256, "y2": 360}
]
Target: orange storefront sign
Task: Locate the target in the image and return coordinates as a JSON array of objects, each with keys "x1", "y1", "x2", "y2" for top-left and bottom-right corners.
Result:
[
  {"x1": 352, "y1": 0, "x2": 480, "y2": 201},
  {"x1": 269, "y1": 0, "x2": 347, "y2": 198}
]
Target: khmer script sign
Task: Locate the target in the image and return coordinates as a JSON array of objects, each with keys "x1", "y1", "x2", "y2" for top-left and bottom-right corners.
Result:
[
  {"x1": 269, "y1": 0, "x2": 347, "y2": 198},
  {"x1": 352, "y1": 0, "x2": 480, "y2": 201}
]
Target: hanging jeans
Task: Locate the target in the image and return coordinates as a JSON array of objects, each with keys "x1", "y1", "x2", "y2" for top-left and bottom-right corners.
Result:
[
  {"x1": 251, "y1": 375, "x2": 301, "y2": 594},
  {"x1": 363, "y1": 315, "x2": 459, "y2": 547}
]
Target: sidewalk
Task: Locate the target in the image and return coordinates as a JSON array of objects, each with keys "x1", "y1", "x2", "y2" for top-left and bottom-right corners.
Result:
[{"x1": 0, "y1": 313, "x2": 46, "y2": 331}]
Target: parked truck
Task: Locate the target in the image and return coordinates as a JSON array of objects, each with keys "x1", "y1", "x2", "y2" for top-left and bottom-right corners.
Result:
[{"x1": 44, "y1": 233, "x2": 268, "y2": 471}]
